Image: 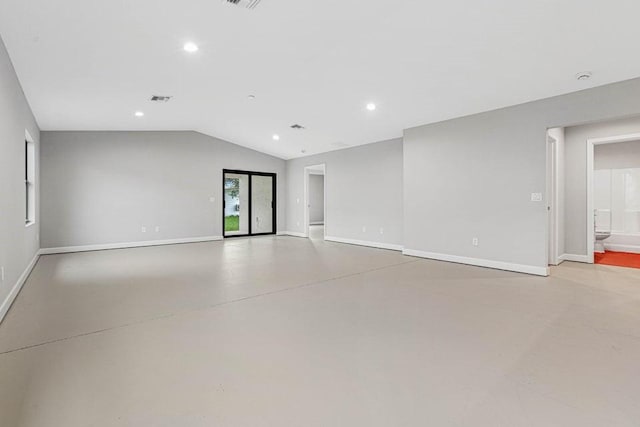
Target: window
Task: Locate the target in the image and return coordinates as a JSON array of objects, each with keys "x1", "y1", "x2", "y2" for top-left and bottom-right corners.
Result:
[{"x1": 25, "y1": 137, "x2": 35, "y2": 226}]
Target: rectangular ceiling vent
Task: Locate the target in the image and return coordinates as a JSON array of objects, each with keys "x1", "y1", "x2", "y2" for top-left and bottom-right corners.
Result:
[
  {"x1": 150, "y1": 95, "x2": 172, "y2": 102},
  {"x1": 223, "y1": 0, "x2": 262, "y2": 9}
]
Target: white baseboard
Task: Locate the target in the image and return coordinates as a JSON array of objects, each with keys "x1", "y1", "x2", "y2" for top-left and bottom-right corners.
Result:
[
  {"x1": 0, "y1": 251, "x2": 40, "y2": 325},
  {"x1": 403, "y1": 248, "x2": 549, "y2": 276},
  {"x1": 279, "y1": 231, "x2": 307, "y2": 238},
  {"x1": 324, "y1": 236, "x2": 403, "y2": 252},
  {"x1": 559, "y1": 253, "x2": 591, "y2": 263},
  {"x1": 40, "y1": 236, "x2": 223, "y2": 255},
  {"x1": 604, "y1": 244, "x2": 640, "y2": 254}
]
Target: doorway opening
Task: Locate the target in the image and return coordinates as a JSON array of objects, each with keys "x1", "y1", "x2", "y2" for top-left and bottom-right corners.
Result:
[
  {"x1": 223, "y1": 169, "x2": 276, "y2": 238},
  {"x1": 547, "y1": 130, "x2": 560, "y2": 265},
  {"x1": 304, "y1": 164, "x2": 326, "y2": 240},
  {"x1": 587, "y1": 134, "x2": 640, "y2": 267},
  {"x1": 546, "y1": 127, "x2": 565, "y2": 266}
]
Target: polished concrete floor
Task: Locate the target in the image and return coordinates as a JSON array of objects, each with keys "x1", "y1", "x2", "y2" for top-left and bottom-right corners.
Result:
[{"x1": 1, "y1": 236, "x2": 640, "y2": 426}]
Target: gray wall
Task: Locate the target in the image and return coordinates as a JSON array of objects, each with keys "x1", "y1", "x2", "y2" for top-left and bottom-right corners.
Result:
[
  {"x1": 565, "y1": 116, "x2": 640, "y2": 255},
  {"x1": 309, "y1": 174, "x2": 325, "y2": 224},
  {"x1": 0, "y1": 36, "x2": 40, "y2": 312},
  {"x1": 286, "y1": 138, "x2": 403, "y2": 246},
  {"x1": 40, "y1": 131, "x2": 286, "y2": 248},
  {"x1": 404, "y1": 77, "x2": 640, "y2": 270}
]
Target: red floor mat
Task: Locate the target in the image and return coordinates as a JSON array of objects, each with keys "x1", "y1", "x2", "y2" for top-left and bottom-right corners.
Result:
[{"x1": 595, "y1": 251, "x2": 640, "y2": 269}]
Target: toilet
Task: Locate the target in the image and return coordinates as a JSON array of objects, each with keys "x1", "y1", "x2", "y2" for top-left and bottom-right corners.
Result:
[{"x1": 594, "y1": 232, "x2": 611, "y2": 253}]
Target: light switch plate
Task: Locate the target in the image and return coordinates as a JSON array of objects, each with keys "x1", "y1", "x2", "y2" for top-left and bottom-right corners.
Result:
[{"x1": 531, "y1": 193, "x2": 543, "y2": 202}]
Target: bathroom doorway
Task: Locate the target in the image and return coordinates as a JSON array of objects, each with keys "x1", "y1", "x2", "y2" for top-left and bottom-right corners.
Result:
[{"x1": 587, "y1": 134, "x2": 640, "y2": 267}]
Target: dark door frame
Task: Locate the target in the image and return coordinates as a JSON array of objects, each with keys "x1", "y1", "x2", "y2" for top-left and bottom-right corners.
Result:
[{"x1": 223, "y1": 169, "x2": 277, "y2": 238}]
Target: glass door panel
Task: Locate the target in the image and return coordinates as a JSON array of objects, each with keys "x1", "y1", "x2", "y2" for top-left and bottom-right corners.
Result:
[
  {"x1": 224, "y1": 172, "x2": 250, "y2": 237},
  {"x1": 251, "y1": 175, "x2": 274, "y2": 234}
]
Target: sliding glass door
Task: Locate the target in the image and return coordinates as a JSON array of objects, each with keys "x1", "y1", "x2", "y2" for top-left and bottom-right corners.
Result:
[{"x1": 223, "y1": 170, "x2": 276, "y2": 237}]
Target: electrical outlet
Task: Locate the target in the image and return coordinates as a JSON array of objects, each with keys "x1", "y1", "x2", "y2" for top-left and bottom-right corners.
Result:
[
  {"x1": 209, "y1": 196, "x2": 215, "y2": 203},
  {"x1": 472, "y1": 237, "x2": 479, "y2": 246},
  {"x1": 379, "y1": 228, "x2": 384, "y2": 235},
  {"x1": 155, "y1": 226, "x2": 160, "y2": 232},
  {"x1": 296, "y1": 221, "x2": 300, "y2": 226},
  {"x1": 362, "y1": 226, "x2": 367, "y2": 233},
  {"x1": 530, "y1": 193, "x2": 543, "y2": 202},
  {"x1": 0, "y1": 267, "x2": 4, "y2": 282},
  {"x1": 296, "y1": 198, "x2": 300, "y2": 204},
  {"x1": 141, "y1": 226, "x2": 147, "y2": 233}
]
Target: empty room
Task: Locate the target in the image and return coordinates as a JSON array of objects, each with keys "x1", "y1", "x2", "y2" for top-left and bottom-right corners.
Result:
[{"x1": 2, "y1": 1, "x2": 640, "y2": 425}]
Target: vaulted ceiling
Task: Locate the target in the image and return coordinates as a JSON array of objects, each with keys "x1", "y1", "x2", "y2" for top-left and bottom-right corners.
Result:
[{"x1": 2, "y1": 0, "x2": 640, "y2": 159}]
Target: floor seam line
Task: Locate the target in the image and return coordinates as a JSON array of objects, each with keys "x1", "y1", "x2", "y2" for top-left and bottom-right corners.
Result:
[{"x1": 0, "y1": 259, "x2": 419, "y2": 356}]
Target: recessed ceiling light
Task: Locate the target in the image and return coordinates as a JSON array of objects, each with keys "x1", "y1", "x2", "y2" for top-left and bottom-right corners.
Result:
[
  {"x1": 273, "y1": 134, "x2": 280, "y2": 141},
  {"x1": 366, "y1": 103, "x2": 377, "y2": 111},
  {"x1": 134, "y1": 111, "x2": 144, "y2": 117},
  {"x1": 576, "y1": 71, "x2": 592, "y2": 81},
  {"x1": 183, "y1": 42, "x2": 199, "y2": 53}
]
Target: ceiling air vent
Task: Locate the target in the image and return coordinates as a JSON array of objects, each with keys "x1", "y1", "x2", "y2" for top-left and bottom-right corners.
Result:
[
  {"x1": 223, "y1": 0, "x2": 262, "y2": 9},
  {"x1": 150, "y1": 95, "x2": 172, "y2": 102},
  {"x1": 290, "y1": 124, "x2": 306, "y2": 130}
]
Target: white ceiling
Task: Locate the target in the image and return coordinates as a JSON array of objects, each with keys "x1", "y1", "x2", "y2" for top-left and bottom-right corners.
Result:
[{"x1": 2, "y1": 0, "x2": 640, "y2": 159}]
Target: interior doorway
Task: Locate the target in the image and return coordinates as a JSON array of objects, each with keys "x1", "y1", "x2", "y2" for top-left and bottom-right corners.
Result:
[
  {"x1": 304, "y1": 164, "x2": 326, "y2": 240},
  {"x1": 223, "y1": 169, "x2": 276, "y2": 238},
  {"x1": 587, "y1": 133, "x2": 640, "y2": 265},
  {"x1": 547, "y1": 129, "x2": 560, "y2": 265}
]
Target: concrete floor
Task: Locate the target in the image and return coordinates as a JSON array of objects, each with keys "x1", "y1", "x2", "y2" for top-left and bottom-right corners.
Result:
[{"x1": 1, "y1": 236, "x2": 639, "y2": 426}]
